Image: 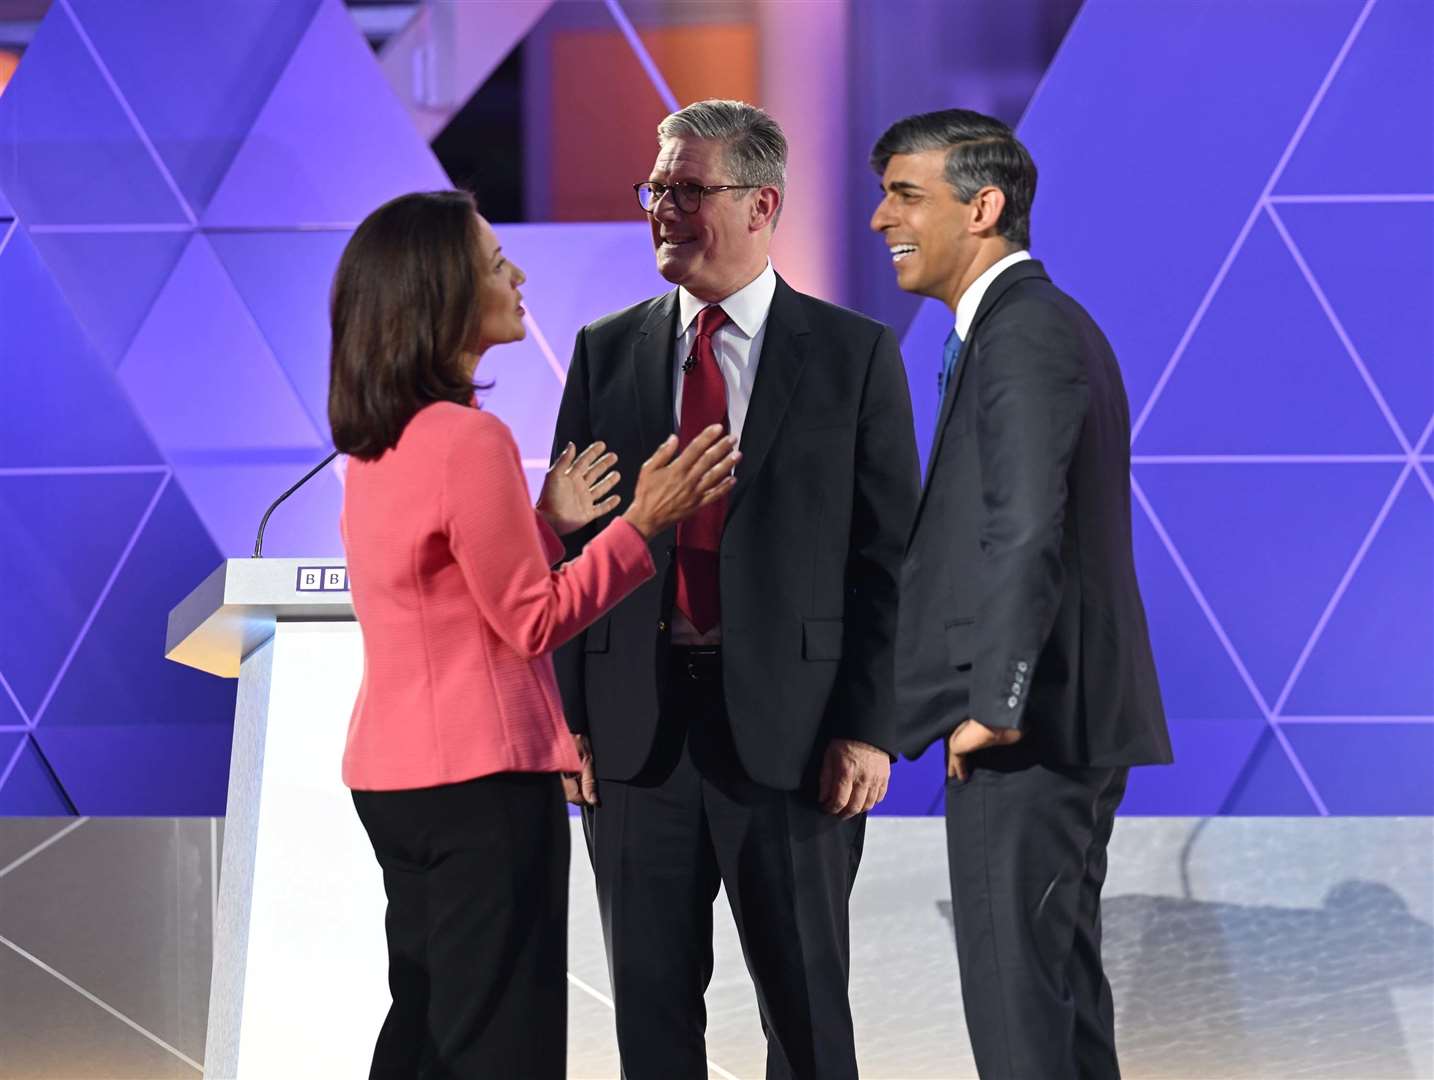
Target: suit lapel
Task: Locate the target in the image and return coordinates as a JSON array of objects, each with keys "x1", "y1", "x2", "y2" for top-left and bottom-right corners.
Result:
[
  {"x1": 631, "y1": 292, "x2": 679, "y2": 451},
  {"x1": 911, "y1": 260, "x2": 1051, "y2": 532},
  {"x1": 726, "y1": 275, "x2": 810, "y2": 518}
]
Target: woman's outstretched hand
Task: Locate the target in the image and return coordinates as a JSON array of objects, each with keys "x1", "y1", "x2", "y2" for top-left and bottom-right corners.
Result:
[
  {"x1": 623, "y1": 426, "x2": 740, "y2": 540},
  {"x1": 536, "y1": 441, "x2": 622, "y2": 536}
]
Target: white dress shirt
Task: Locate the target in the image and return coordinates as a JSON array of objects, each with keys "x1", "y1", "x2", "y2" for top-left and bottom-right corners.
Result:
[
  {"x1": 955, "y1": 249, "x2": 1031, "y2": 340},
  {"x1": 670, "y1": 259, "x2": 777, "y2": 645}
]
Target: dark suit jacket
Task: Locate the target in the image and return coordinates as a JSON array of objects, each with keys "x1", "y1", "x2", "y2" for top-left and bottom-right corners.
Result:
[
  {"x1": 551, "y1": 275, "x2": 920, "y2": 790},
  {"x1": 896, "y1": 259, "x2": 1172, "y2": 768}
]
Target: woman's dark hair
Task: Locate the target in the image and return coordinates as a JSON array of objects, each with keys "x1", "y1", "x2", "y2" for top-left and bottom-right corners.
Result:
[
  {"x1": 329, "y1": 190, "x2": 484, "y2": 460},
  {"x1": 870, "y1": 108, "x2": 1037, "y2": 250}
]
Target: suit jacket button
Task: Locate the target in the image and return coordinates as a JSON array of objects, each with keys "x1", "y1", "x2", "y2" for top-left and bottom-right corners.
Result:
[{"x1": 657, "y1": 620, "x2": 668, "y2": 632}]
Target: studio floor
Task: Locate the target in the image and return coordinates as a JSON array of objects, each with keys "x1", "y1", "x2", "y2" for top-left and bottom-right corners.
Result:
[{"x1": 0, "y1": 816, "x2": 1430, "y2": 1079}]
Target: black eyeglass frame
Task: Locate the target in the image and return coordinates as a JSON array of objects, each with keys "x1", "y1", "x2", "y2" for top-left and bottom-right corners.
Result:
[{"x1": 633, "y1": 181, "x2": 761, "y2": 215}]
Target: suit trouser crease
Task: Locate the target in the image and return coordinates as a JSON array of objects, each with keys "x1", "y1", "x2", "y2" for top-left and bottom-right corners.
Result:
[
  {"x1": 945, "y1": 762, "x2": 1127, "y2": 1080},
  {"x1": 585, "y1": 655, "x2": 862, "y2": 1080}
]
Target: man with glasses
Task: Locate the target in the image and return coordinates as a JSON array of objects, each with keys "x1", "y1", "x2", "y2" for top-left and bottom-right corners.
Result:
[{"x1": 551, "y1": 99, "x2": 919, "y2": 1079}]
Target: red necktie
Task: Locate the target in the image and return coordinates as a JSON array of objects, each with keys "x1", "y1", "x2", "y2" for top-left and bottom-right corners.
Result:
[{"x1": 674, "y1": 304, "x2": 729, "y2": 633}]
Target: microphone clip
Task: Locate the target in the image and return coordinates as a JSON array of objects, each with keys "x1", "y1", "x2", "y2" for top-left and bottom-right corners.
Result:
[{"x1": 682, "y1": 352, "x2": 698, "y2": 374}]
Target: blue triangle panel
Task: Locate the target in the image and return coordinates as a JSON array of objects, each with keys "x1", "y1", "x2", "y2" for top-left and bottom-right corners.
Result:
[
  {"x1": 39, "y1": 479, "x2": 232, "y2": 774},
  {"x1": 29, "y1": 230, "x2": 190, "y2": 370},
  {"x1": 203, "y1": 0, "x2": 447, "y2": 227},
  {"x1": 1283, "y1": 478, "x2": 1434, "y2": 716},
  {"x1": 0, "y1": 5, "x2": 187, "y2": 226},
  {"x1": 1132, "y1": 502, "x2": 1265, "y2": 720},
  {"x1": 1275, "y1": 202, "x2": 1434, "y2": 445},
  {"x1": 0, "y1": 226, "x2": 163, "y2": 467},
  {"x1": 1219, "y1": 728, "x2": 1321, "y2": 814},
  {"x1": 207, "y1": 229, "x2": 351, "y2": 433},
  {"x1": 1276, "y1": 0, "x2": 1434, "y2": 196},
  {"x1": 0, "y1": 676, "x2": 27, "y2": 725},
  {"x1": 0, "y1": 735, "x2": 72, "y2": 815},
  {"x1": 0, "y1": 183, "x2": 12, "y2": 218},
  {"x1": 65, "y1": 0, "x2": 322, "y2": 215},
  {"x1": 1135, "y1": 462, "x2": 1402, "y2": 709},
  {"x1": 1121, "y1": 718, "x2": 1268, "y2": 815},
  {"x1": 1282, "y1": 722, "x2": 1434, "y2": 814},
  {"x1": 1136, "y1": 213, "x2": 1402, "y2": 454},
  {"x1": 0, "y1": 472, "x2": 164, "y2": 719},
  {"x1": 118, "y1": 234, "x2": 324, "y2": 455},
  {"x1": 173, "y1": 458, "x2": 343, "y2": 560},
  {"x1": 36, "y1": 724, "x2": 231, "y2": 815},
  {"x1": 874, "y1": 741, "x2": 945, "y2": 817},
  {"x1": 1019, "y1": 0, "x2": 1366, "y2": 421}
]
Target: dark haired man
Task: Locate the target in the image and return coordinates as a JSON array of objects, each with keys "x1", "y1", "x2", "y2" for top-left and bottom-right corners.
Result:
[{"x1": 871, "y1": 108, "x2": 1172, "y2": 1079}]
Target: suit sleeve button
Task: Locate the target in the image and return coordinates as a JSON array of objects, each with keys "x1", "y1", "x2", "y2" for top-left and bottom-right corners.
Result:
[{"x1": 1006, "y1": 696, "x2": 1019, "y2": 708}]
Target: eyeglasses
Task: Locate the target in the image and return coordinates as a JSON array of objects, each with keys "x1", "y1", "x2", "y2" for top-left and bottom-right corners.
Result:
[{"x1": 633, "y1": 181, "x2": 760, "y2": 215}]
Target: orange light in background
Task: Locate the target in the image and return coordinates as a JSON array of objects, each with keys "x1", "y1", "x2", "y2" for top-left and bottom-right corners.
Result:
[
  {"x1": 550, "y1": 25, "x2": 758, "y2": 222},
  {"x1": 0, "y1": 49, "x2": 19, "y2": 96}
]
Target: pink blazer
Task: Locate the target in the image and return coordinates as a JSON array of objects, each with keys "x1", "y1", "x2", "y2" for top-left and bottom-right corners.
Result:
[{"x1": 339, "y1": 401, "x2": 654, "y2": 791}]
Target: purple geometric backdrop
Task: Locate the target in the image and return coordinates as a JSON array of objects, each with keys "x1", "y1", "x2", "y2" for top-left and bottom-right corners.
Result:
[
  {"x1": 897, "y1": 0, "x2": 1433, "y2": 815},
  {"x1": 2, "y1": 0, "x2": 1429, "y2": 816}
]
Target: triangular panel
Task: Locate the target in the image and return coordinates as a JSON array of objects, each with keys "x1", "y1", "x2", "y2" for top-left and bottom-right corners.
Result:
[
  {"x1": 66, "y1": 0, "x2": 322, "y2": 215},
  {"x1": 1136, "y1": 214, "x2": 1402, "y2": 454},
  {"x1": 208, "y1": 229, "x2": 351, "y2": 432},
  {"x1": 0, "y1": 182, "x2": 12, "y2": 218},
  {"x1": 1135, "y1": 462, "x2": 1401, "y2": 707},
  {"x1": 118, "y1": 234, "x2": 324, "y2": 455},
  {"x1": 1276, "y1": 0, "x2": 1434, "y2": 196},
  {"x1": 1276, "y1": 201, "x2": 1434, "y2": 445},
  {"x1": 0, "y1": 5, "x2": 188, "y2": 225},
  {"x1": 1283, "y1": 478, "x2": 1434, "y2": 716},
  {"x1": 877, "y1": 742, "x2": 945, "y2": 817},
  {"x1": 0, "y1": 472, "x2": 163, "y2": 720},
  {"x1": 0, "y1": 678, "x2": 26, "y2": 727},
  {"x1": 29, "y1": 230, "x2": 190, "y2": 370},
  {"x1": 1121, "y1": 717, "x2": 1269, "y2": 815},
  {"x1": 36, "y1": 724, "x2": 232, "y2": 816},
  {"x1": 0, "y1": 226, "x2": 164, "y2": 468},
  {"x1": 203, "y1": 0, "x2": 446, "y2": 227},
  {"x1": 1132, "y1": 501, "x2": 1266, "y2": 719},
  {"x1": 1218, "y1": 728, "x2": 1321, "y2": 814},
  {"x1": 0, "y1": 735, "x2": 71, "y2": 815},
  {"x1": 1282, "y1": 722, "x2": 1434, "y2": 814},
  {"x1": 171, "y1": 459, "x2": 343, "y2": 561},
  {"x1": 36, "y1": 480, "x2": 233, "y2": 815}
]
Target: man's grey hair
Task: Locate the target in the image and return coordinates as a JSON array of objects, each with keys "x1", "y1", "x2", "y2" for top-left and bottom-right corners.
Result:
[{"x1": 657, "y1": 99, "x2": 787, "y2": 200}]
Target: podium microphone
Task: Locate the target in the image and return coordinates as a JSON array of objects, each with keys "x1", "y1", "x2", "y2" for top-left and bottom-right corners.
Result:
[{"x1": 252, "y1": 449, "x2": 340, "y2": 558}]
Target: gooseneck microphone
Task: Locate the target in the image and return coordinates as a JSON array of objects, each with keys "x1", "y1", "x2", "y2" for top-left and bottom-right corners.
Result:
[{"x1": 252, "y1": 449, "x2": 340, "y2": 558}]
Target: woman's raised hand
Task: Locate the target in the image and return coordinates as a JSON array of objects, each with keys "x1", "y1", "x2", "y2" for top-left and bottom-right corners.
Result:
[
  {"x1": 623, "y1": 426, "x2": 740, "y2": 540},
  {"x1": 536, "y1": 441, "x2": 622, "y2": 536}
]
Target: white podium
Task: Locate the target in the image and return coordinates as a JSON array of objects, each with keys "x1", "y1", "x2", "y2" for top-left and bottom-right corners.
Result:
[{"x1": 167, "y1": 558, "x2": 388, "y2": 1078}]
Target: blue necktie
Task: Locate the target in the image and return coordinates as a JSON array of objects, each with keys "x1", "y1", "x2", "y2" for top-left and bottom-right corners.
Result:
[{"x1": 937, "y1": 327, "x2": 964, "y2": 404}]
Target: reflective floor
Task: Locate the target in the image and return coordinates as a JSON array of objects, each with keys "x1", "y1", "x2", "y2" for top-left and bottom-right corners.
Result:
[{"x1": 0, "y1": 816, "x2": 1429, "y2": 1078}]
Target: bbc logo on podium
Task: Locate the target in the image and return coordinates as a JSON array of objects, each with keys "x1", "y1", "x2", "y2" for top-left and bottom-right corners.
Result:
[{"x1": 296, "y1": 566, "x2": 349, "y2": 593}]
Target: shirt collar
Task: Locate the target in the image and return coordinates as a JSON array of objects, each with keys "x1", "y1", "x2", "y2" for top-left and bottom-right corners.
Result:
[
  {"x1": 676, "y1": 260, "x2": 777, "y2": 340},
  {"x1": 955, "y1": 249, "x2": 1031, "y2": 340}
]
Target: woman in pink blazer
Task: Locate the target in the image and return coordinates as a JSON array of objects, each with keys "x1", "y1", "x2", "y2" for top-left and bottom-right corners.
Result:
[{"x1": 328, "y1": 190, "x2": 737, "y2": 1079}]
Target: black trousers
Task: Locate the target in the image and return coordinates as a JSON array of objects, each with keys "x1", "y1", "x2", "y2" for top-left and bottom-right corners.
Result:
[
  {"x1": 945, "y1": 758, "x2": 1129, "y2": 1080},
  {"x1": 583, "y1": 647, "x2": 865, "y2": 1080},
  {"x1": 352, "y1": 772, "x2": 568, "y2": 1080}
]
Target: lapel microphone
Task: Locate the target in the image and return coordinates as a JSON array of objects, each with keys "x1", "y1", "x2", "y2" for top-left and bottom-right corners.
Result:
[{"x1": 682, "y1": 352, "x2": 698, "y2": 374}]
